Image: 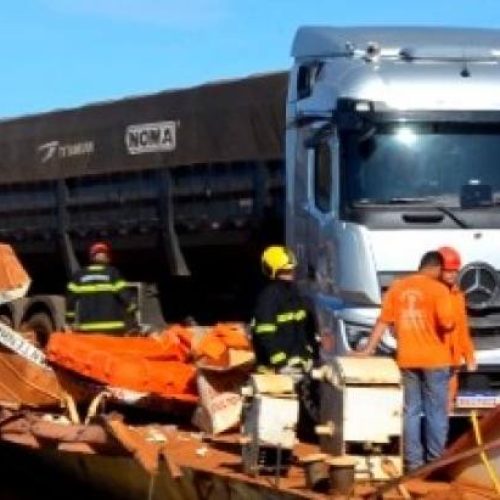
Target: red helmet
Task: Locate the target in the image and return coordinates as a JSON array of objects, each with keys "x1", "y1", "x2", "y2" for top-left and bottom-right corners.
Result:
[
  {"x1": 89, "y1": 241, "x2": 111, "y2": 259},
  {"x1": 438, "y1": 246, "x2": 461, "y2": 271}
]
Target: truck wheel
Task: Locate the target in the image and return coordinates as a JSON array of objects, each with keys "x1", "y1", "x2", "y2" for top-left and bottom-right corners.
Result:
[{"x1": 20, "y1": 312, "x2": 54, "y2": 348}]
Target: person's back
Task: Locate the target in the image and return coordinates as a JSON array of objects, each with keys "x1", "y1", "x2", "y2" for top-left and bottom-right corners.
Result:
[
  {"x1": 253, "y1": 278, "x2": 315, "y2": 369},
  {"x1": 251, "y1": 245, "x2": 318, "y2": 371},
  {"x1": 358, "y1": 251, "x2": 455, "y2": 471},
  {"x1": 382, "y1": 273, "x2": 454, "y2": 369},
  {"x1": 251, "y1": 245, "x2": 320, "y2": 442},
  {"x1": 66, "y1": 242, "x2": 136, "y2": 335}
]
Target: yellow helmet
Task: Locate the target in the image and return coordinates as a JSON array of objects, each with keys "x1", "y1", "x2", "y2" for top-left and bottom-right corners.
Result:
[{"x1": 261, "y1": 245, "x2": 297, "y2": 279}]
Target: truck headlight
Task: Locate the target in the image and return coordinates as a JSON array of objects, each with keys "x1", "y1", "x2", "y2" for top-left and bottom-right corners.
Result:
[
  {"x1": 344, "y1": 322, "x2": 372, "y2": 350},
  {"x1": 344, "y1": 321, "x2": 396, "y2": 355}
]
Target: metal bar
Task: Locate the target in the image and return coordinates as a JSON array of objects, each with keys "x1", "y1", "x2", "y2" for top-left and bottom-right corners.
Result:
[
  {"x1": 274, "y1": 443, "x2": 282, "y2": 489},
  {"x1": 253, "y1": 161, "x2": 268, "y2": 223},
  {"x1": 55, "y1": 179, "x2": 80, "y2": 277},
  {"x1": 157, "y1": 169, "x2": 190, "y2": 276}
]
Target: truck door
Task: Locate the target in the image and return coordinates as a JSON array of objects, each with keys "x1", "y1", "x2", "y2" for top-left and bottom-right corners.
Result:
[
  {"x1": 289, "y1": 125, "x2": 340, "y2": 360},
  {"x1": 301, "y1": 128, "x2": 339, "y2": 297}
]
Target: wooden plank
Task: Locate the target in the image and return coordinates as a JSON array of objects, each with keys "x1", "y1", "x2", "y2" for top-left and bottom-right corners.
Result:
[
  {"x1": 374, "y1": 436, "x2": 500, "y2": 497},
  {"x1": 251, "y1": 374, "x2": 295, "y2": 395}
]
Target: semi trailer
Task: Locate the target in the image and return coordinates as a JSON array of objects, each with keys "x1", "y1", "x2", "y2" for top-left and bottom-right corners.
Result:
[{"x1": 0, "y1": 72, "x2": 288, "y2": 338}]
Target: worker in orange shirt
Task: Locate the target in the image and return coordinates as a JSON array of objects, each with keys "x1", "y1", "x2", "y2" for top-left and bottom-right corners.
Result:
[
  {"x1": 355, "y1": 251, "x2": 454, "y2": 472},
  {"x1": 437, "y1": 246, "x2": 476, "y2": 412}
]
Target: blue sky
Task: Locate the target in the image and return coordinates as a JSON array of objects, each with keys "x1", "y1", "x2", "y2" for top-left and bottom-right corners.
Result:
[{"x1": 1, "y1": 0, "x2": 499, "y2": 118}]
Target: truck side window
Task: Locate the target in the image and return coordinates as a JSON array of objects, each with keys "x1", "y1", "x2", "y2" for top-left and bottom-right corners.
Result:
[
  {"x1": 297, "y1": 62, "x2": 323, "y2": 100},
  {"x1": 297, "y1": 65, "x2": 313, "y2": 99},
  {"x1": 314, "y1": 142, "x2": 332, "y2": 212}
]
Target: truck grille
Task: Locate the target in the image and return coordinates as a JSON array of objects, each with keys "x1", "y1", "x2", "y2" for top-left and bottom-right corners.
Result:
[
  {"x1": 472, "y1": 333, "x2": 500, "y2": 351},
  {"x1": 458, "y1": 262, "x2": 500, "y2": 310}
]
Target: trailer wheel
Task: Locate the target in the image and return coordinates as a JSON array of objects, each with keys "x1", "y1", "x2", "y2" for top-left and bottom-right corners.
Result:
[{"x1": 20, "y1": 312, "x2": 54, "y2": 348}]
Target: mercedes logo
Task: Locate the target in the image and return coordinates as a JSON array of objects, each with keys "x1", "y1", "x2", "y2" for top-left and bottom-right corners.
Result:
[{"x1": 458, "y1": 262, "x2": 499, "y2": 310}]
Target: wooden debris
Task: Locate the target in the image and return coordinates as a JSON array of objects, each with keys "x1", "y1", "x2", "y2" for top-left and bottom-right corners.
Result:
[{"x1": 103, "y1": 417, "x2": 161, "y2": 474}]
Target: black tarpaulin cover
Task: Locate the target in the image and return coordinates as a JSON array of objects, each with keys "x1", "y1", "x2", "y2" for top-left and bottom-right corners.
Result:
[{"x1": 0, "y1": 72, "x2": 287, "y2": 184}]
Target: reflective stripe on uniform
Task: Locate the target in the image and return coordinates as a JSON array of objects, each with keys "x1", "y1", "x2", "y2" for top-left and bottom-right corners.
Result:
[
  {"x1": 255, "y1": 323, "x2": 277, "y2": 334},
  {"x1": 111, "y1": 280, "x2": 127, "y2": 291},
  {"x1": 276, "y1": 309, "x2": 306, "y2": 323},
  {"x1": 87, "y1": 265, "x2": 105, "y2": 271},
  {"x1": 256, "y1": 365, "x2": 275, "y2": 374},
  {"x1": 286, "y1": 356, "x2": 310, "y2": 369},
  {"x1": 77, "y1": 321, "x2": 125, "y2": 331},
  {"x1": 68, "y1": 281, "x2": 128, "y2": 294},
  {"x1": 65, "y1": 311, "x2": 75, "y2": 318},
  {"x1": 270, "y1": 351, "x2": 287, "y2": 365}
]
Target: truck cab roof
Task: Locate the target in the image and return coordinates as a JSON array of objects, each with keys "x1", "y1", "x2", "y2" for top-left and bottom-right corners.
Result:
[
  {"x1": 289, "y1": 27, "x2": 500, "y2": 111},
  {"x1": 292, "y1": 26, "x2": 500, "y2": 60}
]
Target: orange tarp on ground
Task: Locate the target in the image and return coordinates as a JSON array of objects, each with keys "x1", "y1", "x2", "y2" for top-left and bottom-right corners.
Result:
[
  {"x1": 0, "y1": 244, "x2": 30, "y2": 300},
  {"x1": 47, "y1": 328, "x2": 197, "y2": 402},
  {"x1": 51, "y1": 327, "x2": 192, "y2": 363},
  {"x1": 193, "y1": 323, "x2": 252, "y2": 367},
  {"x1": 46, "y1": 323, "x2": 252, "y2": 403}
]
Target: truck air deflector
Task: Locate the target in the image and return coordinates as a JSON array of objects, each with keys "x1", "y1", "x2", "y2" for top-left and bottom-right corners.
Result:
[{"x1": 292, "y1": 26, "x2": 500, "y2": 59}]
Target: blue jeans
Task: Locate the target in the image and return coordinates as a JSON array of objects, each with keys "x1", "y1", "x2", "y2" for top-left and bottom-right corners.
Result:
[{"x1": 402, "y1": 368, "x2": 450, "y2": 471}]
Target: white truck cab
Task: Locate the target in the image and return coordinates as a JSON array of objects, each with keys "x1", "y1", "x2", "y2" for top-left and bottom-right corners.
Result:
[{"x1": 287, "y1": 27, "x2": 500, "y2": 391}]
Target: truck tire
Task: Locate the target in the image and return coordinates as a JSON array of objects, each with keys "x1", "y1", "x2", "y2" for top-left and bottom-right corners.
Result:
[{"x1": 20, "y1": 312, "x2": 54, "y2": 348}]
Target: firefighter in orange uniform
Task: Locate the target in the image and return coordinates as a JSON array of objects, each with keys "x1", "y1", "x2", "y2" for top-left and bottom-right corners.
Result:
[{"x1": 437, "y1": 246, "x2": 477, "y2": 411}]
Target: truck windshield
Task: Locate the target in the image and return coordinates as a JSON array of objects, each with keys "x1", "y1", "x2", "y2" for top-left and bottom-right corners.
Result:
[{"x1": 343, "y1": 123, "x2": 500, "y2": 207}]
